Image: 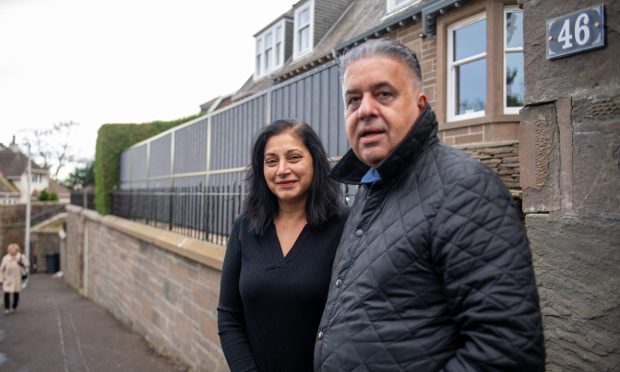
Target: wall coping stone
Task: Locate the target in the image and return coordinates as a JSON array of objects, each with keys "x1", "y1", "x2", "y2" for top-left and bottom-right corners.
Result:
[
  {"x1": 453, "y1": 140, "x2": 518, "y2": 150},
  {"x1": 66, "y1": 205, "x2": 225, "y2": 271}
]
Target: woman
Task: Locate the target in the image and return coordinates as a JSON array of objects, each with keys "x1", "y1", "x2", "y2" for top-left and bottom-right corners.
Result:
[
  {"x1": 1, "y1": 243, "x2": 29, "y2": 314},
  {"x1": 218, "y1": 120, "x2": 346, "y2": 371}
]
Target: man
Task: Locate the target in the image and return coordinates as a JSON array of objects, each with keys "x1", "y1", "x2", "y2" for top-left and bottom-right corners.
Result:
[{"x1": 314, "y1": 38, "x2": 545, "y2": 371}]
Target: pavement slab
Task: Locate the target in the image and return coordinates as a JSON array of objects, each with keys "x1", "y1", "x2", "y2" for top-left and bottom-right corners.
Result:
[{"x1": 0, "y1": 274, "x2": 188, "y2": 372}]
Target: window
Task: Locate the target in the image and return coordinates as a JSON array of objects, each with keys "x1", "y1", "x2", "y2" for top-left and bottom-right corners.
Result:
[
  {"x1": 275, "y1": 25, "x2": 283, "y2": 67},
  {"x1": 386, "y1": 0, "x2": 420, "y2": 14},
  {"x1": 255, "y1": 20, "x2": 286, "y2": 79},
  {"x1": 265, "y1": 32, "x2": 273, "y2": 72},
  {"x1": 447, "y1": 13, "x2": 487, "y2": 121},
  {"x1": 293, "y1": 1, "x2": 313, "y2": 58},
  {"x1": 256, "y1": 38, "x2": 263, "y2": 77},
  {"x1": 504, "y1": 7, "x2": 524, "y2": 113}
]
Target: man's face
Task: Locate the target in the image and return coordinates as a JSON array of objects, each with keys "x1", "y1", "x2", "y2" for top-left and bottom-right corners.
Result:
[{"x1": 343, "y1": 55, "x2": 427, "y2": 167}]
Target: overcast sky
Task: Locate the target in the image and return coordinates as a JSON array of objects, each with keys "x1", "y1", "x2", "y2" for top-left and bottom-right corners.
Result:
[{"x1": 0, "y1": 0, "x2": 293, "y2": 178}]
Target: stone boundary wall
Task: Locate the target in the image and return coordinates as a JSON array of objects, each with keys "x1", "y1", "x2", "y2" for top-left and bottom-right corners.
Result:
[
  {"x1": 65, "y1": 205, "x2": 228, "y2": 371},
  {"x1": 455, "y1": 141, "x2": 520, "y2": 193}
]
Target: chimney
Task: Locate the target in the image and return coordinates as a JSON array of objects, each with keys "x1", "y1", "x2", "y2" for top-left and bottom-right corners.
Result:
[{"x1": 9, "y1": 135, "x2": 20, "y2": 152}]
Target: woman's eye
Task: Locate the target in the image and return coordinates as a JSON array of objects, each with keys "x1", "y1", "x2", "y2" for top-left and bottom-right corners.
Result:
[{"x1": 265, "y1": 159, "x2": 278, "y2": 166}]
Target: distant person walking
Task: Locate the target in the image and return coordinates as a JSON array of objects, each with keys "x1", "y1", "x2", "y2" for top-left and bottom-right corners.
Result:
[
  {"x1": 1, "y1": 243, "x2": 29, "y2": 314},
  {"x1": 218, "y1": 120, "x2": 347, "y2": 371}
]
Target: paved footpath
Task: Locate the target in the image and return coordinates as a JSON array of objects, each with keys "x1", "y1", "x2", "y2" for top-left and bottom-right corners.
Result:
[{"x1": 0, "y1": 274, "x2": 187, "y2": 372}]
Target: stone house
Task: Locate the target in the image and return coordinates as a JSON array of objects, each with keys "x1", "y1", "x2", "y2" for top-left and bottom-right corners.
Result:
[{"x1": 225, "y1": 0, "x2": 524, "y2": 193}]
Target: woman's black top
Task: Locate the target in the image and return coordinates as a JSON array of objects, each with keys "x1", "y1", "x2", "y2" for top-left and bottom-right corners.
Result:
[{"x1": 217, "y1": 214, "x2": 347, "y2": 372}]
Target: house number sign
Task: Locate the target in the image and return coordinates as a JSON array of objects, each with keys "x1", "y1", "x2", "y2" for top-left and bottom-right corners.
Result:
[{"x1": 546, "y1": 4, "x2": 605, "y2": 60}]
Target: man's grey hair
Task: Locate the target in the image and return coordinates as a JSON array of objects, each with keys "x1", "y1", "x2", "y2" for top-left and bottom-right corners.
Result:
[{"x1": 339, "y1": 38, "x2": 423, "y2": 88}]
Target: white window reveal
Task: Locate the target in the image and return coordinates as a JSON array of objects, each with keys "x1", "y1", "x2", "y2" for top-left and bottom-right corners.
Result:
[
  {"x1": 294, "y1": 0, "x2": 314, "y2": 59},
  {"x1": 255, "y1": 19, "x2": 286, "y2": 79},
  {"x1": 447, "y1": 13, "x2": 487, "y2": 121},
  {"x1": 256, "y1": 38, "x2": 263, "y2": 77},
  {"x1": 275, "y1": 24, "x2": 283, "y2": 67},
  {"x1": 504, "y1": 7, "x2": 524, "y2": 113},
  {"x1": 265, "y1": 32, "x2": 273, "y2": 72}
]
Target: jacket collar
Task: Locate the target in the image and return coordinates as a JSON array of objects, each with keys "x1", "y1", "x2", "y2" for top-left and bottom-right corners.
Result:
[{"x1": 331, "y1": 105, "x2": 438, "y2": 185}]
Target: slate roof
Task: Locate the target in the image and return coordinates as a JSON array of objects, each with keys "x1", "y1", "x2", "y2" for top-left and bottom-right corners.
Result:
[
  {"x1": 0, "y1": 146, "x2": 47, "y2": 178},
  {"x1": 231, "y1": 0, "x2": 466, "y2": 101},
  {"x1": 0, "y1": 174, "x2": 19, "y2": 194}
]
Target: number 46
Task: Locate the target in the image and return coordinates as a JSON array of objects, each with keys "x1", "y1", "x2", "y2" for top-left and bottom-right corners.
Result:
[{"x1": 558, "y1": 13, "x2": 591, "y2": 49}]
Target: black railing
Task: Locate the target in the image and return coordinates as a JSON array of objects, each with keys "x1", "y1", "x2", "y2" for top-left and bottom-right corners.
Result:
[
  {"x1": 70, "y1": 190, "x2": 95, "y2": 210},
  {"x1": 110, "y1": 185, "x2": 243, "y2": 246},
  {"x1": 109, "y1": 184, "x2": 358, "y2": 246}
]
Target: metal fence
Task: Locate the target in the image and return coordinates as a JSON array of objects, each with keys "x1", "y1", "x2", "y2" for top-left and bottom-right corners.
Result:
[
  {"x1": 109, "y1": 183, "x2": 358, "y2": 245},
  {"x1": 110, "y1": 185, "x2": 243, "y2": 246},
  {"x1": 70, "y1": 191, "x2": 95, "y2": 210},
  {"x1": 114, "y1": 60, "x2": 358, "y2": 245},
  {"x1": 119, "y1": 60, "x2": 346, "y2": 190}
]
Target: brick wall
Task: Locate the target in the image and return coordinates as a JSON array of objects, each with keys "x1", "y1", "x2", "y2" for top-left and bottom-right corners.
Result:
[
  {"x1": 66, "y1": 205, "x2": 227, "y2": 371},
  {"x1": 387, "y1": 19, "x2": 521, "y2": 194}
]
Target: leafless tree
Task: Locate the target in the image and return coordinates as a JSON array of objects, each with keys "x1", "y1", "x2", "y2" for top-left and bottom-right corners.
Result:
[{"x1": 21, "y1": 121, "x2": 80, "y2": 180}]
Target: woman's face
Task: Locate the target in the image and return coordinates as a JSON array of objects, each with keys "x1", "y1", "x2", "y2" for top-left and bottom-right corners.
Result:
[
  {"x1": 8, "y1": 245, "x2": 18, "y2": 256},
  {"x1": 263, "y1": 131, "x2": 314, "y2": 206}
]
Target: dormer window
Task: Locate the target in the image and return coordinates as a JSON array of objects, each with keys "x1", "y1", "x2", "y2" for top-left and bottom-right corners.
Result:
[
  {"x1": 386, "y1": 0, "x2": 420, "y2": 14},
  {"x1": 255, "y1": 20, "x2": 286, "y2": 79},
  {"x1": 293, "y1": 0, "x2": 314, "y2": 59}
]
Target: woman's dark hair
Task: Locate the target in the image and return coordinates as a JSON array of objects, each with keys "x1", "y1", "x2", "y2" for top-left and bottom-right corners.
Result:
[{"x1": 243, "y1": 119, "x2": 342, "y2": 235}]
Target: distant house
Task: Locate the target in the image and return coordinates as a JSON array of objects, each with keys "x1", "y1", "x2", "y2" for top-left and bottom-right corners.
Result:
[
  {"x1": 0, "y1": 173, "x2": 20, "y2": 205},
  {"x1": 0, "y1": 139, "x2": 50, "y2": 204},
  {"x1": 49, "y1": 179, "x2": 71, "y2": 204}
]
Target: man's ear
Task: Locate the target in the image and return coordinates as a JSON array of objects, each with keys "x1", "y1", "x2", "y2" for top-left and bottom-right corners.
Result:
[{"x1": 417, "y1": 92, "x2": 427, "y2": 110}]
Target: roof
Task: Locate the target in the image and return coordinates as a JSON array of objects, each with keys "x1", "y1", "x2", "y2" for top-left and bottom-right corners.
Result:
[
  {"x1": 0, "y1": 174, "x2": 19, "y2": 194},
  {"x1": 231, "y1": 0, "x2": 466, "y2": 100},
  {"x1": 0, "y1": 146, "x2": 47, "y2": 178},
  {"x1": 199, "y1": 93, "x2": 234, "y2": 113},
  {"x1": 253, "y1": 8, "x2": 294, "y2": 37},
  {"x1": 49, "y1": 179, "x2": 71, "y2": 196}
]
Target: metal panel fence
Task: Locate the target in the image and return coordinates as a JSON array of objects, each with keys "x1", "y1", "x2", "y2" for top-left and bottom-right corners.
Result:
[{"x1": 116, "y1": 59, "x2": 351, "y2": 244}]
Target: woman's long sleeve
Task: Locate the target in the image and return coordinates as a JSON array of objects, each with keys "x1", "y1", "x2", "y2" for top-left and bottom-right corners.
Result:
[{"x1": 217, "y1": 219, "x2": 258, "y2": 372}]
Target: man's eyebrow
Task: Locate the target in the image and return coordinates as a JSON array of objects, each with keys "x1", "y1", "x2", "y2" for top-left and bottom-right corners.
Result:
[
  {"x1": 371, "y1": 81, "x2": 395, "y2": 90},
  {"x1": 344, "y1": 81, "x2": 395, "y2": 96}
]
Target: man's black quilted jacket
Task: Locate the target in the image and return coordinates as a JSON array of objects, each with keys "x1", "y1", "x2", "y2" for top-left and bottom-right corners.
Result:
[{"x1": 314, "y1": 106, "x2": 545, "y2": 371}]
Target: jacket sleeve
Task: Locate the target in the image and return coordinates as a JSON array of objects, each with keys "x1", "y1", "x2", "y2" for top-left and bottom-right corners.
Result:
[
  {"x1": 19, "y1": 253, "x2": 30, "y2": 269},
  {"x1": 217, "y1": 218, "x2": 258, "y2": 372},
  {"x1": 432, "y1": 170, "x2": 545, "y2": 372}
]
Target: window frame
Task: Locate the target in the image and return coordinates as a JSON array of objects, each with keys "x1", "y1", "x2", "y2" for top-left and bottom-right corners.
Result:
[
  {"x1": 447, "y1": 12, "x2": 487, "y2": 122},
  {"x1": 255, "y1": 19, "x2": 286, "y2": 79},
  {"x1": 503, "y1": 6, "x2": 524, "y2": 114},
  {"x1": 293, "y1": 0, "x2": 314, "y2": 59}
]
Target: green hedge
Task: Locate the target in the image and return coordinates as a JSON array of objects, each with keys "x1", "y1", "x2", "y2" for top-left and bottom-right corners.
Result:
[{"x1": 94, "y1": 113, "x2": 203, "y2": 214}]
